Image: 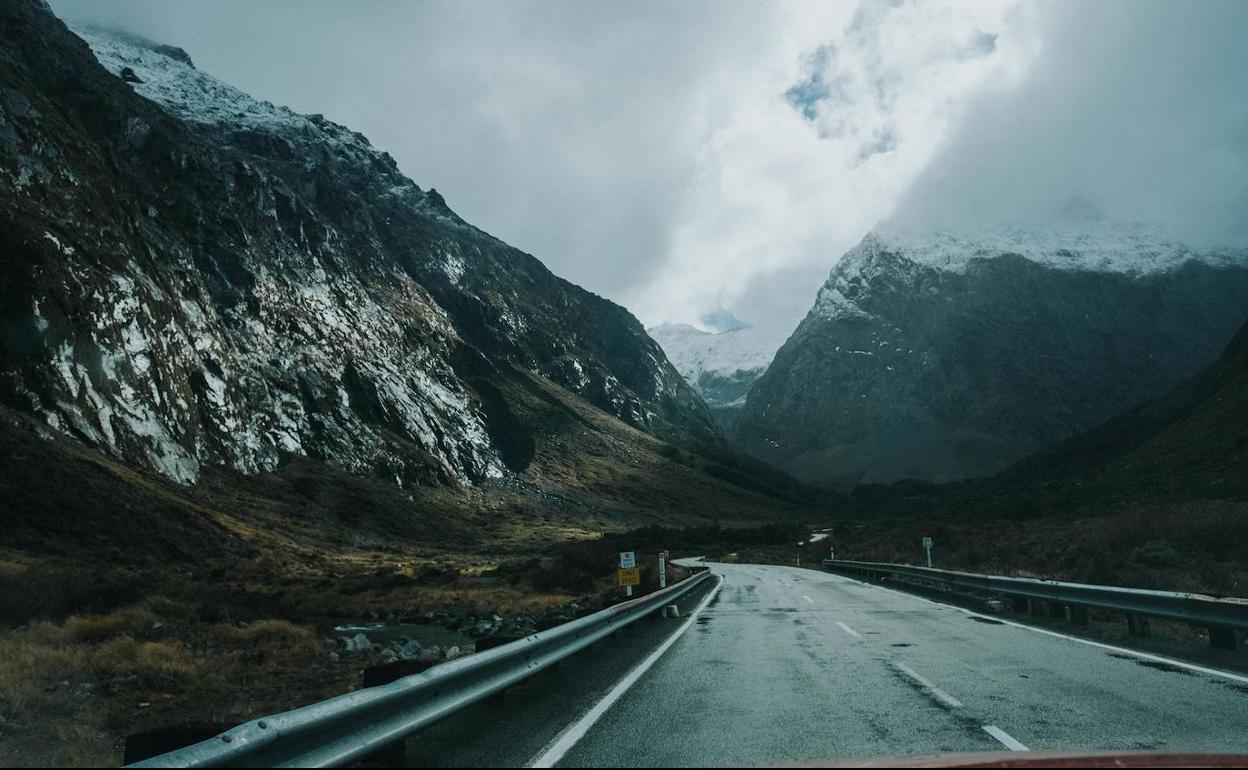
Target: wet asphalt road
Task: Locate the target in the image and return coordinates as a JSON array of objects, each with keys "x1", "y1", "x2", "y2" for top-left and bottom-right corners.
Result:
[{"x1": 403, "y1": 562, "x2": 1248, "y2": 767}]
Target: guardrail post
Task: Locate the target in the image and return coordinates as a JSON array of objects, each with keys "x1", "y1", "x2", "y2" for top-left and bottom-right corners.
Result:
[
  {"x1": 1029, "y1": 600, "x2": 1046, "y2": 618},
  {"x1": 1209, "y1": 626, "x2": 1238, "y2": 650},
  {"x1": 1070, "y1": 605, "x2": 1089, "y2": 626},
  {"x1": 1127, "y1": 615, "x2": 1152, "y2": 638}
]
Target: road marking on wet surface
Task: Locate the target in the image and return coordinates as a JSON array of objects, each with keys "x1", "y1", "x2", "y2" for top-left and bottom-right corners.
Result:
[
  {"x1": 527, "y1": 574, "x2": 725, "y2": 768},
  {"x1": 835, "y1": 621, "x2": 862, "y2": 639},
  {"x1": 982, "y1": 725, "x2": 1029, "y2": 751},
  {"x1": 832, "y1": 573, "x2": 1248, "y2": 686},
  {"x1": 894, "y1": 663, "x2": 964, "y2": 709},
  {"x1": 802, "y1": 595, "x2": 814, "y2": 604}
]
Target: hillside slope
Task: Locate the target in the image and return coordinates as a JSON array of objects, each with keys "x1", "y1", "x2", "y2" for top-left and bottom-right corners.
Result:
[
  {"x1": 0, "y1": 1, "x2": 806, "y2": 568},
  {"x1": 822, "y1": 317, "x2": 1248, "y2": 594},
  {"x1": 1004, "y1": 316, "x2": 1248, "y2": 501}
]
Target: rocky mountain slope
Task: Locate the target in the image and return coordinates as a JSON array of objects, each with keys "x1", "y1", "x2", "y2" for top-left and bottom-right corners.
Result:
[
  {"x1": 1005, "y1": 315, "x2": 1248, "y2": 501},
  {"x1": 732, "y1": 221, "x2": 1248, "y2": 488},
  {"x1": 0, "y1": 1, "x2": 724, "y2": 502}
]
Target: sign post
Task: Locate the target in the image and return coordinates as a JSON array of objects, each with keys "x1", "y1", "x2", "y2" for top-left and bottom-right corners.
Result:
[
  {"x1": 618, "y1": 551, "x2": 638, "y2": 597},
  {"x1": 658, "y1": 550, "x2": 669, "y2": 589},
  {"x1": 922, "y1": 536, "x2": 933, "y2": 568}
]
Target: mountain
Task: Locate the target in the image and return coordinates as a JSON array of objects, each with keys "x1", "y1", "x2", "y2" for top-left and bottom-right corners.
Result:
[
  {"x1": 649, "y1": 319, "x2": 791, "y2": 432},
  {"x1": 1005, "y1": 315, "x2": 1248, "y2": 500},
  {"x1": 817, "y1": 317, "x2": 1248, "y2": 594},
  {"x1": 732, "y1": 220, "x2": 1248, "y2": 488},
  {"x1": 0, "y1": 2, "x2": 731, "y2": 503}
]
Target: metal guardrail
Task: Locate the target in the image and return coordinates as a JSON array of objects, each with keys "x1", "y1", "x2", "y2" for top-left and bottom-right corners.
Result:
[
  {"x1": 823, "y1": 559, "x2": 1248, "y2": 648},
  {"x1": 129, "y1": 568, "x2": 713, "y2": 768}
]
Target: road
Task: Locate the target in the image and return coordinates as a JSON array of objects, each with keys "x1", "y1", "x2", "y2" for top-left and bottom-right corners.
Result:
[{"x1": 405, "y1": 562, "x2": 1248, "y2": 767}]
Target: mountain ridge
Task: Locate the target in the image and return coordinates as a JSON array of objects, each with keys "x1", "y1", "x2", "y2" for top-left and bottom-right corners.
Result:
[{"x1": 732, "y1": 222, "x2": 1248, "y2": 488}]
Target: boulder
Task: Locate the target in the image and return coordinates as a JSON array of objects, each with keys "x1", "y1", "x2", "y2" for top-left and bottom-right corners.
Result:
[{"x1": 397, "y1": 640, "x2": 422, "y2": 660}]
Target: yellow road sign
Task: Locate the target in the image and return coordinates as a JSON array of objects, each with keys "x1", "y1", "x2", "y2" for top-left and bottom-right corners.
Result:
[{"x1": 617, "y1": 567, "x2": 640, "y2": 587}]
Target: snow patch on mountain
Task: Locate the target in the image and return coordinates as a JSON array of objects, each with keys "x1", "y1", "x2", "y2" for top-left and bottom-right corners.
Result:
[
  {"x1": 650, "y1": 322, "x2": 787, "y2": 385},
  {"x1": 80, "y1": 27, "x2": 312, "y2": 133},
  {"x1": 77, "y1": 25, "x2": 460, "y2": 222},
  {"x1": 869, "y1": 220, "x2": 1245, "y2": 276},
  {"x1": 816, "y1": 220, "x2": 1248, "y2": 322}
]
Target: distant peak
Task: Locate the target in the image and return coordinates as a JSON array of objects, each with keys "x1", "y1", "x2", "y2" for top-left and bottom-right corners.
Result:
[
  {"x1": 78, "y1": 24, "x2": 195, "y2": 68},
  {"x1": 844, "y1": 216, "x2": 1245, "y2": 278}
]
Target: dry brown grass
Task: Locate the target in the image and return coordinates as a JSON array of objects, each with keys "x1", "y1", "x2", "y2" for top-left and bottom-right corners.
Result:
[
  {"x1": 205, "y1": 619, "x2": 321, "y2": 664},
  {"x1": 60, "y1": 607, "x2": 158, "y2": 643},
  {"x1": 87, "y1": 638, "x2": 196, "y2": 689},
  {"x1": 0, "y1": 603, "x2": 342, "y2": 766},
  {"x1": 0, "y1": 634, "x2": 81, "y2": 722},
  {"x1": 401, "y1": 584, "x2": 576, "y2": 616}
]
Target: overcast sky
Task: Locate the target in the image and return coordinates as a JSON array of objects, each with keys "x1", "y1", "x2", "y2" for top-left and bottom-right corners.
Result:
[{"x1": 49, "y1": 0, "x2": 1248, "y2": 332}]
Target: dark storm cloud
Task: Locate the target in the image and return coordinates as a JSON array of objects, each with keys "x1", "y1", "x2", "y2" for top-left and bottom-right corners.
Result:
[{"x1": 894, "y1": 0, "x2": 1248, "y2": 248}]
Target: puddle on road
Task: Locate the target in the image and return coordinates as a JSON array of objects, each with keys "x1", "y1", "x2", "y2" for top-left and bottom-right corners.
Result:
[{"x1": 891, "y1": 643, "x2": 914, "y2": 648}]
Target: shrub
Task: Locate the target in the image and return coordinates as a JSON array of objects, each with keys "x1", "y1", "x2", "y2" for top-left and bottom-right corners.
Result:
[
  {"x1": 205, "y1": 619, "x2": 320, "y2": 662},
  {"x1": 88, "y1": 638, "x2": 195, "y2": 688}
]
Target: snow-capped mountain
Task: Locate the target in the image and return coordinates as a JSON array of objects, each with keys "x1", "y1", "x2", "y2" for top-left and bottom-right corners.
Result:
[
  {"x1": 732, "y1": 221, "x2": 1248, "y2": 488},
  {"x1": 0, "y1": 3, "x2": 719, "y2": 487},
  {"x1": 649, "y1": 319, "x2": 791, "y2": 430}
]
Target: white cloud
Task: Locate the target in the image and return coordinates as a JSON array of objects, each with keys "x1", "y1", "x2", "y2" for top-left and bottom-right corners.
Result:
[
  {"x1": 632, "y1": 0, "x2": 1037, "y2": 328},
  {"x1": 47, "y1": 0, "x2": 1248, "y2": 337}
]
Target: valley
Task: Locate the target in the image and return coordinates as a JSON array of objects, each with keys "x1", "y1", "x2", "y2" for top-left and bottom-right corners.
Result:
[{"x1": 2, "y1": 1, "x2": 1247, "y2": 766}]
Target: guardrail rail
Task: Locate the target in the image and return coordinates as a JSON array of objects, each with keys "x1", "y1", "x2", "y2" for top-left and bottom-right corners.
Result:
[
  {"x1": 822, "y1": 559, "x2": 1247, "y2": 650},
  {"x1": 129, "y1": 568, "x2": 713, "y2": 768}
]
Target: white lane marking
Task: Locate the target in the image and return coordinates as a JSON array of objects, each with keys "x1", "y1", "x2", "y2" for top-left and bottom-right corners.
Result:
[
  {"x1": 832, "y1": 572, "x2": 1248, "y2": 686},
  {"x1": 894, "y1": 663, "x2": 964, "y2": 709},
  {"x1": 802, "y1": 594, "x2": 814, "y2": 604},
  {"x1": 527, "y1": 574, "x2": 725, "y2": 768},
  {"x1": 835, "y1": 621, "x2": 862, "y2": 639},
  {"x1": 983, "y1": 725, "x2": 1029, "y2": 752}
]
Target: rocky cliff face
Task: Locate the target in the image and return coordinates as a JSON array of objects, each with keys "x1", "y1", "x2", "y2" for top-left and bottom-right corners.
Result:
[
  {"x1": 732, "y1": 222, "x2": 1248, "y2": 488},
  {"x1": 0, "y1": 1, "x2": 718, "y2": 488}
]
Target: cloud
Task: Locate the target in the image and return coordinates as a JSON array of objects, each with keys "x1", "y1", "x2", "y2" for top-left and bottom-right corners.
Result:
[
  {"x1": 46, "y1": 0, "x2": 1248, "y2": 334},
  {"x1": 893, "y1": 0, "x2": 1248, "y2": 251},
  {"x1": 632, "y1": 0, "x2": 1035, "y2": 327},
  {"x1": 48, "y1": 0, "x2": 779, "y2": 312}
]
